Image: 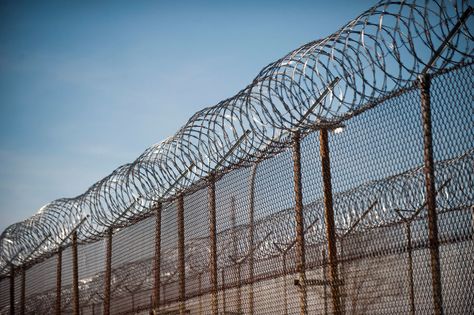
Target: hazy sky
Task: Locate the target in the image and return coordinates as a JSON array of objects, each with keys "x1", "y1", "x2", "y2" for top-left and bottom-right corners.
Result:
[{"x1": 0, "y1": 0, "x2": 374, "y2": 232}]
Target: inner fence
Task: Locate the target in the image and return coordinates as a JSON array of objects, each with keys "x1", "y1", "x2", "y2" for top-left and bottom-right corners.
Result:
[{"x1": 1, "y1": 1, "x2": 473, "y2": 315}]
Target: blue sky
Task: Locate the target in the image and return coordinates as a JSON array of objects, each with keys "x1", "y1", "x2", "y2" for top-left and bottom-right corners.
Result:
[{"x1": 0, "y1": 0, "x2": 374, "y2": 232}]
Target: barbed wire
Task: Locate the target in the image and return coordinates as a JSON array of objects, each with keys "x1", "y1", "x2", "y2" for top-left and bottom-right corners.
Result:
[
  {"x1": 0, "y1": 0, "x2": 473, "y2": 275},
  {"x1": 6, "y1": 149, "x2": 471, "y2": 312}
]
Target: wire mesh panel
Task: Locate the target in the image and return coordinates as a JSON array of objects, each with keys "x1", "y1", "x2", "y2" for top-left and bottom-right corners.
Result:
[
  {"x1": 180, "y1": 186, "x2": 211, "y2": 314},
  {"x1": 23, "y1": 255, "x2": 56, "y2": 313},
  {"x1": 108, "y1": 216, "x2": 155, "y2": 314},
  {"x1": 159, "y1": 202, "x2": 180, "y2": 313},
  {"x1": 0, "y1": 1, "x2": 473, "y2": 314},
  {"x1": 428, "y1": 63, "x2": 474, "y2": 313}
]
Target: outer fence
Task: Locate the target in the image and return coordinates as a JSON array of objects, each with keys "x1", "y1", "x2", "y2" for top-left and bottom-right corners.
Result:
[{"x1": 1, "y1": 0, "x2": 473, "y2": 314}]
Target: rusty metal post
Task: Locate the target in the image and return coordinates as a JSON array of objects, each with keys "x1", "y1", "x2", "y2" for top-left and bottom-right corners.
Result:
[
  {"x1": 56, "y1": 248, "x2": 62, "y2": 315},
  {"x1": 9, "y1": 264, "x2": 14, "y2": 315},
  {"x1": 230, "y1": 196, "x2": 242, "y2": 314},
  {"x1": 221, "y1": 269, "x2": 227, "y2": 314},
  {"x1": 208, "y1": 175, "x2": 219, "y2": 315},
  {"x1": 339, "y1": 237, "x2": 346, "y2": 314},
  {"x1": 282, "y1": 253, "x2": 288, "y2": 315},
  {"x1": 406, "y1": 222, "x2": 415, "y2": 315},
  {"x1": 419, "y1": 73, "x2": 443, "y2": 315},
  {"x1": 72, "y1": 230, "x2": 80, "y2": 315},
  {"x1": 153, "y1": 202, "x2": 162, "y2": 314},
  {"x1": 236, "y1": 263, "x2": 242, "y2": 314},
  {"x1": 20, "y1": 266, "x2": 25, "y2": 315},
  {"x1": 177, "y1": 194, "x2": 186, "y2": 315},
  {"x1": 103, "y1": 228, "x2": 113, "y2": 315},
  {"x1": 319, "y1": 128, "x2": 342, "y2": 315},
  {"x1": 292, "y1": 130, "x2": 308, "y2": 315},
  {"x1": 248, "y1": 163, "x2": 257, "y2": 315},
  {"x1": 322, "y1": 249, "x2": 328, "y2": 315}
]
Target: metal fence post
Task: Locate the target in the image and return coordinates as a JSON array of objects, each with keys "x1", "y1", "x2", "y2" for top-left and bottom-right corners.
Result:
[
  {"x1": 9, "y1": 264, "x2": 15, "y2": 315},
  {"x1": 72, "y1": 230, "x2": 80, "y2": 315},
  {"x1": 282, "y1": 253, "x2": 288, "y2": 315},
  {"x1": 20, "y1": 266, "x2": 25, "y2": 315},
  {"x1": 221, "y1": 269, "x2": 227, "y2": 314},
  {"x1": 153, "y1": 202, "x2": 162, "y2": 314},
  {"x1": 419, "y1": 73, "x2": 443, "y2": 315},
  {"x1": 56, "y1": 248, "x2": 62, "y2": 315},
  {"x1": 292, "y1": 130, "x2": 308, "y2": 315},
  {"x1": 249, "y1": 163, "x2": 257, "y2": 315},
  {"x1": 322, "y1": 249, "x2": 328, "y2": 315},
  {"x1": 338, "y1": 237, "x2": 346, "y2": 314},
  {"x1": 406, "y1": 222, "x2": 415, "y2": 315},
  {"x1": 208, "y1": 174, "x2": 219, "y2": 315},
  {"x1": 319, "y1": 128, "x2": 342, "y2": 315},
  {"x1": 103, "y1": 228, "x2": 113, "y2": 315},
  {"x1": 230, "y1": 196, "x2": 242, "y2": 314},
  {"x1": 177, "y1": 194, "x2": 186, "y2": 315}
]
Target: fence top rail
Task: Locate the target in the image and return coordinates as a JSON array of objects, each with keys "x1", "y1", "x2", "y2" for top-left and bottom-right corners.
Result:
[{"x1": 1, "y1": 0, "x2": 473, "y2": 274}]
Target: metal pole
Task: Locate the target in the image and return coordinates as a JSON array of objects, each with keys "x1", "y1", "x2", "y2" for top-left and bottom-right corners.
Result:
[
  {"x1": 322, "y1": 249, "x2": 328, "y2": 315},
  {"x1": 103, "y1": 228, "x2": 113, "y2": 315},
  {"x1": 9, "y1": 264, "x2": 15, "y2": 315},
  {"x1": 208, "y1": 175, "x2": 219, "y2": 315},
  {"x1": 292, "y1": 130, "x2": 308, "y2": 315},
  {"x1": 20, "y1": 266, "x2": 25, "y2": 315},
  {"x1": 177, "y1": 194, "x2": 186, "y2": 315},
  {"x1": 249, "y1": 163, "x2": 257, "y2": 315},
  {"x1": 231, "y1": 196, "x2": 242, "y2": 314},
  {"x1": 56, "y1": 248, "x2": 62, "y2": 315},
  {"x1": 319, "y1": 128, "x2": 342, "y2": 315},
  {"x1": 419, "y1": 73, "x2": 443, "y2": 315},
  {"x1": 237, "y1": 263, "x2": 242, "y2": 314},
  {"x1": 221, "y1": 269, "x2": 227, "y2": 314},
  {"x1": 282, "y1": 253, "x2": 288, "y2": 315},
  {"x1": 339, "y1": 238, "x2": 346, "y2": 314},
  {"x1": 406, "y1": 222, "x2": 415, "y2": 315},
  {"x1": 72, "y1": 230, "x2": 80, "y2": 315},
  {"x1": 153, "y1": 202, "x2": 162, "y2": 314}
]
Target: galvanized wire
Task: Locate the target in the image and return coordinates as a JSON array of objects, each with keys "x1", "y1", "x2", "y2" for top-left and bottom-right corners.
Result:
[
  {"x1": 4, "y1": 148, "x2": 471, "y2": 313},
  {"x1": 1, "y1": 0, "x2": 472, "y2": 274},
  {"x1": 0, "y1": 0, "x2": 473, "y2": 314}
]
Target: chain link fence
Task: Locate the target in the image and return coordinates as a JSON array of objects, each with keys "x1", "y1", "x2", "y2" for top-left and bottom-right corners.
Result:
[{"x1": 1, "y1": 0, "x2": 473, "y2": 314}]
